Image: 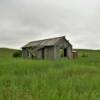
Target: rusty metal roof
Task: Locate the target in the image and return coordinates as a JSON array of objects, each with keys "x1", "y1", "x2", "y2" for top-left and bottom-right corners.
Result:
[{"x1": 22, "y1": 36, "x2": 70, "y2": 48}]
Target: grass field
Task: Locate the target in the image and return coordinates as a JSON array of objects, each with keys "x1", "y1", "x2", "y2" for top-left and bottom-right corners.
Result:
[{"x1": 0, "y1": 48, "x2": 100, "y2": 100}]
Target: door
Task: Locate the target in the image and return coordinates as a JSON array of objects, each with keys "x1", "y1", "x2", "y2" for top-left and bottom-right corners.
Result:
[
  {"x1": 42, "y1": 48, "x2": 45, "y2": 59},
  {"x1": 64, "y1": 48, "x2": 67, "y2": 57}
]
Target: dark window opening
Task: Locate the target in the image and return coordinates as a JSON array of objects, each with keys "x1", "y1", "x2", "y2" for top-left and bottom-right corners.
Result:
[
  {"x1": 42, "y1": 48, "x2": 45, "y2": 59},
  {"x1": 64, "y1": 48, "x2": 67, "y2": 57}
]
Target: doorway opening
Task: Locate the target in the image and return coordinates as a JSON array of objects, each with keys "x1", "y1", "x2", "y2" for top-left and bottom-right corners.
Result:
[
  {"x1": 42, "y1": 48, "x2": 45, "y2": 59},
  {"x1": 64, "y1": 48, "x2": 67, "y2": 57},
  {"x1": 59, "y1": 48, "x2": 67, "y2": 58}
]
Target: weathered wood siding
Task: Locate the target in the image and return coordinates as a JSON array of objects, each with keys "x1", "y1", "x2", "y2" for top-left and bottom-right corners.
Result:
[
  {"x1": 36, "y1": 50, "x2": 42, "y2": 59},
  {"x1": 67, "y1": 46, "x2": 73, "y2": 59},
  {"x1": 35, "y1": 47, "x2": 55, "y2": 60},
  {"x1": 44, "y1": 46, "x2": 55, "y2": 60},
  {"x1": 55, "y1": 38, "x2": 72, "y2": 59}
]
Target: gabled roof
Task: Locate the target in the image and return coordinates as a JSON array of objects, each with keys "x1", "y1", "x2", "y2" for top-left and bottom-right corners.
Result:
[{"x1": 22, "y1": 36, "x2": 71, "y2": 48}]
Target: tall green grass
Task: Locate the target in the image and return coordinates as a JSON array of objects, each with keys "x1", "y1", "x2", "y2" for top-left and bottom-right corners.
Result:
[{"x1": 0, "y1": 48, "x2": 100, "y2": 100}]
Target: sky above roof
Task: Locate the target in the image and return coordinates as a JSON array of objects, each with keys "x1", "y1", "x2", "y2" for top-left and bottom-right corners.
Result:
[{"x1": 0, "y1": 0, "x2": 100, "y2": 49}]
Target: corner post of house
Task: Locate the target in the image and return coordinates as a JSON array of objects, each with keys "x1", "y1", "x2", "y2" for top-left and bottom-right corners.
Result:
[{"x1": 67, "y1": 45, "x2": 73, "y2": 59}]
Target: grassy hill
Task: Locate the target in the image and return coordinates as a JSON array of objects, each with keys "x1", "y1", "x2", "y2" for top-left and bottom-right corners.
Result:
[{"x1": 0, "y1": 48, "x2": 100, "y2": 100}]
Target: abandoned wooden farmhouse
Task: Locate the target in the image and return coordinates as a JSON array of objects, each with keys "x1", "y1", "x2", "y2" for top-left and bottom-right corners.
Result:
[{"x1": 22, "y1": 36, "x2": 73, "y2": 60}]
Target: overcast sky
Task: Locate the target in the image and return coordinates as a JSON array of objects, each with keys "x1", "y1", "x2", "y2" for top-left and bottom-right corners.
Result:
[{"x1": 0, "y1": 0, "x2": 100, "y2": 49}]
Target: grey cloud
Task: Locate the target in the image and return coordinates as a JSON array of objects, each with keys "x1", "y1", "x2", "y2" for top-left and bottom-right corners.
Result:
[{"x1": 0, "y1": 0, "x2": 100, "y2": 49}]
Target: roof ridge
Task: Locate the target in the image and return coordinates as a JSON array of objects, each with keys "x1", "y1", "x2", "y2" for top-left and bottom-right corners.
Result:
[
  {"x1": 29, "y1": 36, "x2": 65, "y2": 43},
  {"x1": 22, "y1": 36, "x2": 67, "y2": 48}
]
